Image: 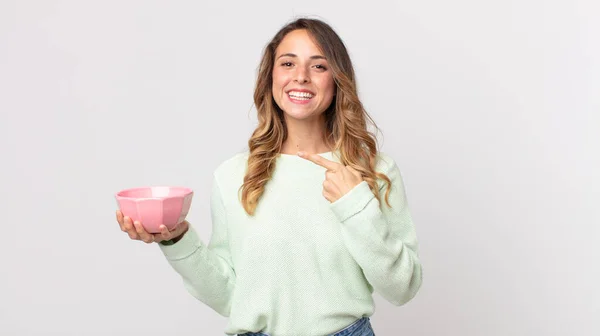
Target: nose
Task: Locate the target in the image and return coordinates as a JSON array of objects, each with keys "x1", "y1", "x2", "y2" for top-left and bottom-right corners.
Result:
[{"x1": 294, "y1": 66, "x2": 310, "y2": 84}]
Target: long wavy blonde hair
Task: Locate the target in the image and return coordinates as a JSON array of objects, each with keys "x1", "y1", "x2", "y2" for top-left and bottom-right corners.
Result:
[{"x1": 240, "y1": 18, "x2": 392, "y2": 216}]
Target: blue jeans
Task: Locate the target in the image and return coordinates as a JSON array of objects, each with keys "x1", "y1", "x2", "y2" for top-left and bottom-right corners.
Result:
[{"x1": 237, "y1": 316, "x2": 375, "y2": 336}]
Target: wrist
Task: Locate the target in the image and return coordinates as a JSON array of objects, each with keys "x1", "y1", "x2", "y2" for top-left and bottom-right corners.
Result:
[{"x1": 159, "y1": 223, "x2": 189, "y2": 246}]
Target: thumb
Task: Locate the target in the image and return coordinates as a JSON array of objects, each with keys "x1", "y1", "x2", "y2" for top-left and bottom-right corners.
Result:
[
  {"x1": 177, "y1": 220, "x2": 190, "y2": 235},
  {"x1": 152, "y1": 225, "x2": 170, "y2": 242},
  {"x1": 170, "y1": 220, "x2": 190, "y2": 240}
]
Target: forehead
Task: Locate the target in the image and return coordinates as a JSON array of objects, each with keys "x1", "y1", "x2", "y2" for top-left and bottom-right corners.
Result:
[{"x1": 276, "y1": 29, "x2": 324, "y2": 56}]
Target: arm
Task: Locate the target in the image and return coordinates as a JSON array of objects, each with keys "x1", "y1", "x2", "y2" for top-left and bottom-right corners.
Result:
[
  {"x1": 158, "y1": 174, "x2": 236, "y2": 316},
  {"x1": 330, "y1": 156, "x2": 423, "y2": 306}
]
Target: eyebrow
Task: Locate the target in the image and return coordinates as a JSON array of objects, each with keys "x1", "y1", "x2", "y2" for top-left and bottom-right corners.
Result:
[{"x1": 276, "y1": 53, "x2": 327, "y2": 60}]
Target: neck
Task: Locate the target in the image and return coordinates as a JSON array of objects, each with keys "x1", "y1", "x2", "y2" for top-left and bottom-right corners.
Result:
[{"x1": 280, "y1": 115, "x2": 333, "y2": 155}]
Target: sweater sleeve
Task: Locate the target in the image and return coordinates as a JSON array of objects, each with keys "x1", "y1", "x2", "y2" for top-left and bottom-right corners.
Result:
[
  {"x1": 329, "y1": 155, "x2": 423, "y2": 306},
  {"x1": 158, "y1": 174, "x2": 236, "y2": 316}
]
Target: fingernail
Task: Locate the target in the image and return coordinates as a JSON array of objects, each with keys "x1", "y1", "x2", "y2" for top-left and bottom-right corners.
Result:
[{"x1": 297, "y1": 151, "x2": 305, "y2": 157}]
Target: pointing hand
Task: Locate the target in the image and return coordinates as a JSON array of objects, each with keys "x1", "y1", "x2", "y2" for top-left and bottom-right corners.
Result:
[{"x1": 297, "y1": 151, "x2": 364, "y2": 203}]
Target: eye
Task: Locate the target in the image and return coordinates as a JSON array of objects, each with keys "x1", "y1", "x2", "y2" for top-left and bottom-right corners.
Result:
[
  {"x1": 314, "y1": 64, "x2": 328, "y2": 71},
  {"x1": 281, "y1": 62, "x2": 293, "y2": 67}
]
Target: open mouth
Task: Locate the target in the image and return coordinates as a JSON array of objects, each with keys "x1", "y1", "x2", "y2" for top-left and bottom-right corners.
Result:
[{"x1": 287, "y1": 91, "x2": 314, "y2": 103}]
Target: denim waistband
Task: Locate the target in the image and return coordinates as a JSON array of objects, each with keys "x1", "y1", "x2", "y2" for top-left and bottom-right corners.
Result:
[
  {"x1": 330, "y1": 316, "x2": 369, "y2": 336},
  {"x1": 238, "y1": 316, "x2": 370, "y2": 336}
]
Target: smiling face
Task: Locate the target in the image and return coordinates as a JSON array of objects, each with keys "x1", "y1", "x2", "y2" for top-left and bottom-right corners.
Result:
[{"x1": 272, "y1": 29, "x2": 336, "y2": 122}]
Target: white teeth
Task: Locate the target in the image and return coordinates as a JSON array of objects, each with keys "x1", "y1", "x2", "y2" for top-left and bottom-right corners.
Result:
[{"x1": 288, "y1": 91, "x2": 314, "y2": 98}]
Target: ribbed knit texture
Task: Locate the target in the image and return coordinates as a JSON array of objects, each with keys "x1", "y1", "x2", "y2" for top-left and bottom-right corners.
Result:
[{"x1": 159, "y1": 150, "x2": 423, "y2": 336}]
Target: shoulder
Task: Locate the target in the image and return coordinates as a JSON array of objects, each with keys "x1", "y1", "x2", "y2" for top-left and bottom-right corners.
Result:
[
  {"x1": 209, "y1": 149, "x2": 250, "y2": 198},
  {"x1": 213, "y1": 149, "x2": 249, "y2": 179},
  {"x1": 373, "y1": 151, "x2": 405, "y2": 191},
  {"x1": 375, "y1": 151, "x2": 398, "y2": 174}
]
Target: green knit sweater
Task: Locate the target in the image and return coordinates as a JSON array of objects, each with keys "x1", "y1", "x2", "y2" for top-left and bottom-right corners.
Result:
[{"x1": 158, "y1": 150, "x2": 423, "y2": 335}]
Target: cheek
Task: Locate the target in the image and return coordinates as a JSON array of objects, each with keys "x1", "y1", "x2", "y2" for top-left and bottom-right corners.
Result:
[
  {"x1": 271, "y1": 72, "x2": 281, "y2": 101},
  {"x1": 272, "y1": 68, "x2": 289, "y2": 89},
  {"x1": 319, "y1": 76, "x2": 336, "y2": 99}
]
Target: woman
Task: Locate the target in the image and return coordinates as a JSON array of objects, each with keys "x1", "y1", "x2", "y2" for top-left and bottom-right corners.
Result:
[{"x1": 116, "y1": 18, "x2": 423, "y2": 336}]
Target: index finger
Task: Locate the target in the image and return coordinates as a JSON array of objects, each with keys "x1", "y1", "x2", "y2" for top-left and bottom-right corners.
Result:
[{"x1": 298, "y1": 152, "x2": 340, "y2": 171}]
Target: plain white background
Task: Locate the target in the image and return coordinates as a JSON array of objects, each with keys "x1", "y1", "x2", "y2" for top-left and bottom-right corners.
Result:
[{"x1": 1, "y1": 1, "x2": 598, "y2": 335}]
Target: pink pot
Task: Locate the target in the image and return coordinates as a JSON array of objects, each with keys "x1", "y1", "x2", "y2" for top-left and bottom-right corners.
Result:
[{"x1": 115, "y1": 186, "x2": 193, "y2": 233}]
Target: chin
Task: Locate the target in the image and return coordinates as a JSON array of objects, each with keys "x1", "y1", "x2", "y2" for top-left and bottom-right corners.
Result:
[{"x1": 283, "y1": 108, "x2": 321, "y2": 121}]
